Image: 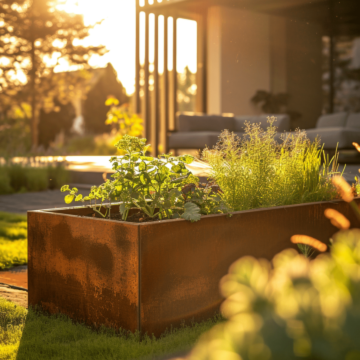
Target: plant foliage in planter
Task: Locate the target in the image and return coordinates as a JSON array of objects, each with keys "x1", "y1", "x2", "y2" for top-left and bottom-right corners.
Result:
[
  {"x1": 61, "y1": 135, "x2": 228, "y2": 222},
  {"x1": 203, "y1": 117, "x2": 341, "y2": 212}
]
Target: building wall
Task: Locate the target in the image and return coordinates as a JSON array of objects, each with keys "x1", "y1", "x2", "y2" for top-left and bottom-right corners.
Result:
[
  {"x1": 270, "y1": 16, "x2": 287, "y2": 94},
  {"x1": 207, "y1": 6, "x2": 271, "y2": 115},
  {"x1": 286, "y1": 19, "x2": 323, "y2": 129},
  {"x1": 206, "y1": 6, "x2": 323, "y2": 129},
  {"x1": 207, "y1": 7, "x2": 222, "y2": 115}
]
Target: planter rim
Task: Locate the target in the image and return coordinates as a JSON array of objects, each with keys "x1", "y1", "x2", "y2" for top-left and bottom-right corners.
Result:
[{"x1": 27, "y1": 197, "x2": 355, "y2": 226}]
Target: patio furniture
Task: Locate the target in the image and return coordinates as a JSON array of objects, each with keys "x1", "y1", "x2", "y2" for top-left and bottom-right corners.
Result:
[
  {"x1": 297, "y1": 112, "x2": 360, "y2": 150},
  {"x1": 168, "y1": 113, "x2": 290, "y2": 150}
]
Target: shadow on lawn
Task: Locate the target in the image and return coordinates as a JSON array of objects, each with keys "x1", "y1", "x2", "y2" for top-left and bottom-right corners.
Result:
[{"x1": 14, "y1": 306, "x2": 217, "y2": 360}]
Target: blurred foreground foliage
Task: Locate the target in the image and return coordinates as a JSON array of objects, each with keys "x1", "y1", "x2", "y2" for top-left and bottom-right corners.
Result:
[
  {"x1": 0, "y1": 162, "x2": 69, "y2": 195},
  {"x1": 187, "y1": 227, "x2": 360, "y2": 360},
  {"x1": 0, "y1": 212, "x2": 27, "y2": 269}
]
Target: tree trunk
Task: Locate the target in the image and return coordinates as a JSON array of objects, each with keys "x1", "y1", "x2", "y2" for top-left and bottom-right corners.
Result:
[{"x1": 30, "y1": 2, "x2": 38, "y2": 150}]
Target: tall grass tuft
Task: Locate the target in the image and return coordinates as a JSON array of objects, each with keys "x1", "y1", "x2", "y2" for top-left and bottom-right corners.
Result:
[{"x1": 203, "y1": 117, "x2": 340, "y2": 212}]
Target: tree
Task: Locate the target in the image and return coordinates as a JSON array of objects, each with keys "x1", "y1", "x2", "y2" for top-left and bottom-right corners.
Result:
[
  {"x1": 0, "y1": 0, "x2": 107, "y2": 148},
  {"x1": 83, "y1": 63, "x2": 129, "y2": 134}
]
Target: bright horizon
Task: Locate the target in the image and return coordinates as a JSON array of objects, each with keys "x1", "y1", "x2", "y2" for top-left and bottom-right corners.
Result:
[{"x1": 55, "y1": 0, "x2": 198, "y2": 95}]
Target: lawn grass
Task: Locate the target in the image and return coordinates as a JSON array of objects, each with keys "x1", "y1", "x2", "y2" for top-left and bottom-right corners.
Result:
[
  {"x1": 0, "y1": 212, "x2": 27, "y2": 270},
  {"x1": 0, "y1": 296, "x2": 221, "y2": 360}
]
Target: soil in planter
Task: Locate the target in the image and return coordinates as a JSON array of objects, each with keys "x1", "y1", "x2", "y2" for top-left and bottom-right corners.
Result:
[{"x1": 87, "y1": 211, "x2": 171, "y2": 223}]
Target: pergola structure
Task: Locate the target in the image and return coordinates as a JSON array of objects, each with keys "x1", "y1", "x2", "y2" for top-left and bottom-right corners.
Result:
[{"x1": 135, "y1": 0, "x2": 360, "y2": 155}]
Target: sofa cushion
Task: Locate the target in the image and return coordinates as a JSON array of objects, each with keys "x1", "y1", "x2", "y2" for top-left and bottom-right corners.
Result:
[
  {"x1": 316, "y1": 112, "x2": 348, "y2": 128},
  {"x1": 177, "y1": 114, "x2": 235, "y2": 132},
  {"x1": 234, "y1": 114, "x2": 290, "y2": 132},
  {"x1": 346, "y1": 113, "x2": 360, "y2": 129},
  {"x1": 305, "y1": 127, "x2": 360, "y2": 149},
  {"x1": 168, "y1": 131, "x2": 221, "y2": 149}
]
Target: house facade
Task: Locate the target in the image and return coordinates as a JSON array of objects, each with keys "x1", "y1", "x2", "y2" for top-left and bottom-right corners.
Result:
[{"x1": 134, "y1": 0, "x2": 360, "y2": 155}]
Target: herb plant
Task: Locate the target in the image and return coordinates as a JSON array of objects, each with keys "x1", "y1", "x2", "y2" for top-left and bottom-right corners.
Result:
[
  {"x1": 203, "y1": 117, "x2": 341, "y2": 212},
  {"x1": 61, "y1": 135, "x2": 227, "y2": 222}
]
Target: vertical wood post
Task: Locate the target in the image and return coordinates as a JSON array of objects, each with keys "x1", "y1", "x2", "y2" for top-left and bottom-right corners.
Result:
[
  {"x1": 172, "y1": 17, "x2": 177, "y2": 130},
  {"x1": 329, "y1": 0, "x2": 335, "y2": 113},
  {"x1": 154, "y1": 13, "x2": 159, "y2": 157},
  {"x1": 144, "y1": 12, "x2": 150, "y2": 143},
  {"x1": 196, "y1": 12, "x2": 207, "y2": 114},
  {"x1": 164, "y1": 15, "x2": 169, "y2": 152},
  {"x1": 135, "y1": 1, "x2": 141, "y2": 114}
]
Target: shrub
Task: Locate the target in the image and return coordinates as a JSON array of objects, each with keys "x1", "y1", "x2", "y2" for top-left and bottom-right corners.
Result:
[
  {"x1": 23, "y1": 168, "x2": 48, "y2": 192},
  {"x1": 0, "y1": 162, "x2": 69, "y2": 194},
  {"x1": 0, "y1": 171, "x2": 13, "y2": 195},
  {"x1": 104, "y1": 98, "x2": 143, "y2": 139},
  {"x1": 203, "y1": 118, "x2": 340, "y2": 211},
  {"x1": 6, "y1": 164, "x2": 28, "y2": 193},
  {"x1": 64, "y1": 99, "x2": 144, "y2": 156},
  {"x1": 47, "y1": 164, "x2": 69, "y2": 190}
]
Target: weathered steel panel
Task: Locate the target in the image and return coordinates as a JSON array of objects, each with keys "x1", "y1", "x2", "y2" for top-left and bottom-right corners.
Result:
[
  {"x1": 28, "y1": 199, "x2": 360, "y2": 336},
  {"x1": 28, "y1": 210, "x2": 139, "y2": 332},
  {"x1": 139, "y1": 199, "x2": 360, "y2": 336}
]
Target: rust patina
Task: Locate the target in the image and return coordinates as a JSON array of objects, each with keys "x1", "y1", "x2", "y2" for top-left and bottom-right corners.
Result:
[{"x1": 28, "y1": 198, "x2": 360, "y2": 336}]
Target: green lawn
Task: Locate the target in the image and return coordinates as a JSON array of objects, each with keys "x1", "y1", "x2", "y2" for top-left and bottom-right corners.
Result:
[
  {"x1": 0, "y1": 296, "x2": 220, "y2": 360},
  {"x1": 0, "y1": 212, "x2": 27, "y2": 270}
]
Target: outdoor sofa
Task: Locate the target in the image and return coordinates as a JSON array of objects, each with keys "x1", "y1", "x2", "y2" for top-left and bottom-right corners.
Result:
[
  {"x1": 298, "y1": 112, "x2": 360, "y2": 150},
  {"x1": 168, "y1": 113, "x2": 290, "y2": 150},
  {"x1": 169, "y1": 112, "x2": 360, "y2": 151}
]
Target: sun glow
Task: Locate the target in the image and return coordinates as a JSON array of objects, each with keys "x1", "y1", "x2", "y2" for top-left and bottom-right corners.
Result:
[{"x1": 55, "y1": 0, "x2": 197, "y2": 95}]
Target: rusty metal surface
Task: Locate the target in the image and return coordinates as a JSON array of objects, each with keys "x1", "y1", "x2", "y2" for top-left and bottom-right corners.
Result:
[
  {"x1": 28, "y1": 199, "x2": 360, "y2": 336},
  {"x1": 28, "y1": 209, "x2": 139, "y2": 332},
  {"x1": 139, "y1": 199, "x2": 360, "y2": 336}
]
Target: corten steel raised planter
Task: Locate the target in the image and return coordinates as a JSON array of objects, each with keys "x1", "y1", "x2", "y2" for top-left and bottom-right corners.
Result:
[{"x1": 28, "y1": 198, "x2": 360, "y2": 336}]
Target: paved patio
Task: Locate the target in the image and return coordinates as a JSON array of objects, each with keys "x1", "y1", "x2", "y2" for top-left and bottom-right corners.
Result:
[{"x1": 0, "y1": 189, "x2": 90, "y2": 214}]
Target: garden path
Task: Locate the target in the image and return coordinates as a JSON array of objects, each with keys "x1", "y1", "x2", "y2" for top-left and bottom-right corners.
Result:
[
  {"x1": 0, "y1": 189, "x2": 90, "y2": 214},
  {"x1": 0, "y1": 265, "x2": 27, "y2": 289}
]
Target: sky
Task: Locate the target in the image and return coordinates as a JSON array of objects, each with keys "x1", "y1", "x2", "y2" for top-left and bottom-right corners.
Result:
[{"x1": 55, "y1": 0, "x2": 198, "y2": 95}]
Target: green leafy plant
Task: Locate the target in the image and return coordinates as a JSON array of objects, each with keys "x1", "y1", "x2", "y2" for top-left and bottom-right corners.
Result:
[
  {"x1": 62, "y1": 135, "x2": 227, "y2": 222},
  {"x1": 203, "y1": 117, "x2": 341, "y2": 212}
]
